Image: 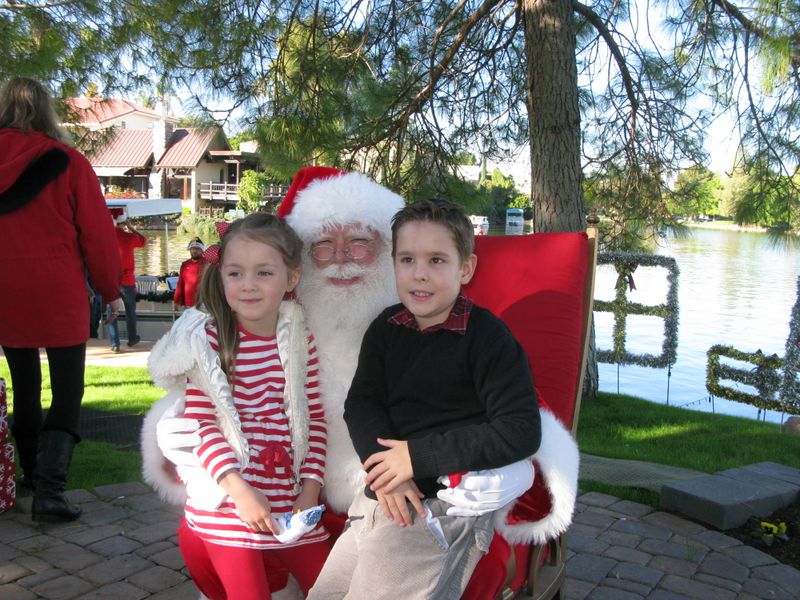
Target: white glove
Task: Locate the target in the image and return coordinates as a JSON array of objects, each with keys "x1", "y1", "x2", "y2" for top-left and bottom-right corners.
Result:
[
  {"x1": 437, "y1": 458, "x2": 535, "y2": 517},
  {"x1": 156, "y1": 416, "x2": 203, "y2": 468}
]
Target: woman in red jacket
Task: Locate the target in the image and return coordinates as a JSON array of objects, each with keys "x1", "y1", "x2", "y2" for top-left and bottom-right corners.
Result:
[{"x1": 0, "y1": 78, "x2": 122, "y2": 522}]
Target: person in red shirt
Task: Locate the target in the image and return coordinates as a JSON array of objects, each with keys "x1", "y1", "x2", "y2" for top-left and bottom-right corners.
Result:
[
  {"x1": 107, "y1": 212, "x2": 146, "y2": 352},
  {"x1": 173, "y1": 237, "x2": 206, "y2": 309}
]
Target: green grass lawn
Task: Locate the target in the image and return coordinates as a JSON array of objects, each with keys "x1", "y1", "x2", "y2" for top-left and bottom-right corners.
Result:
[
  {"x1": 0, "y1": 363, "x2": 163, "y2": 414},
  {"x1": 1, "y1": 361, "x2": 161, "y2": 490},
  {"x1": 577, "y1": 392, "x2": 800, "y2": 505},
  {"x1": 3, "y1": 362, "x2": 799, "y2": 499},
  {"x1": 578, "y1": 392, "x2": 800, "y2": 472}
]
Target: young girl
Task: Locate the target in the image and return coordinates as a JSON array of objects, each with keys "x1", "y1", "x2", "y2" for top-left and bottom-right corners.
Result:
[{"x1": 146, "y1": 213, "x2": 329, "y2": 600}]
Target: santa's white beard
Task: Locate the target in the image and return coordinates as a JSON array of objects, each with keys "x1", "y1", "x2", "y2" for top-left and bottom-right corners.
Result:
[{"x1": 296, "y1": 248, "x2": 399, "y2": 512}]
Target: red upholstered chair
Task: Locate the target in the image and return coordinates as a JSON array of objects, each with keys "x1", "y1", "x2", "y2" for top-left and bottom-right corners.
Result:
[
  {"x1": 141, "y1": 227, "x2": 597, "y2": 599},
  {"x1": 460, "y1": 228, "x2": 597, "y2": 600}
]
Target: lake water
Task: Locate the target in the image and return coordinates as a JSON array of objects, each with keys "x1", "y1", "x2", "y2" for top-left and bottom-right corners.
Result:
[
  {"x1": 137, "y1": 224, "x2": 800, "y2": 424},
  {"x1": 594, "y1": 227, "x2": 800, "y2": 424}
]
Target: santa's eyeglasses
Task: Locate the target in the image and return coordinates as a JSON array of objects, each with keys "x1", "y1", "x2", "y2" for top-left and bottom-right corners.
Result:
[{"x1": 310, "y1": 240, "x2": 371, "y2": 261}]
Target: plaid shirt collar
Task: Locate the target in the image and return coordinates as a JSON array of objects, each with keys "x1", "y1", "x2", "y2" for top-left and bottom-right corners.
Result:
[{"x1": 388, "y1": 293, "x2": 474, "y2": 335}]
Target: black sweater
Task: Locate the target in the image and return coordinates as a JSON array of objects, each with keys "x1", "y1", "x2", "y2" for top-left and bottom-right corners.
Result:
[{"x1": 344, "y1": 303, "x2": 542, "y2": 498}]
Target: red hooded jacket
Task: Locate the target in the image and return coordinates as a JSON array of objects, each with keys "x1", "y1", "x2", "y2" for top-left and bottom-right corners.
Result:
[{"x1": 0, "y1": 128, "x2": 121, "y2": 347}]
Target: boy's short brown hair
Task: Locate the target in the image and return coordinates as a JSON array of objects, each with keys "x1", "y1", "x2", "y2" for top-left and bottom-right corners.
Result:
[{"x1": 391, "y1": 198, "x2": 475, "y2": 262}]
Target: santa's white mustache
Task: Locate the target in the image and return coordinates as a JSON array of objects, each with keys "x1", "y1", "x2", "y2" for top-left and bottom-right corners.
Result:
[{"x1": 316, "y1": 262, "x2": 372, "y2": 280}]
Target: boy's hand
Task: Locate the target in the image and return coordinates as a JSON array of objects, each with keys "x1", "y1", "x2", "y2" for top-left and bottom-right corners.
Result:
[
  {"x1": 293, "y1": 478, "x2": 322, "y2": 513},
  {"x1": 363, "y1": 438, "x2": 414, "y2": 493},
  {"x1": 375, "y1": 480, "x2": 425, "y2": 527},
  {"x1": 219, "y1": 471, "x2": 278, "y2": 534}
]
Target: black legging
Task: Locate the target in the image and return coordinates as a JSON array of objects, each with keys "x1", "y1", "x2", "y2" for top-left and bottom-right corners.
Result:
[{"x1": 2, "y1": 344, "x2": 86, "y2": 442}]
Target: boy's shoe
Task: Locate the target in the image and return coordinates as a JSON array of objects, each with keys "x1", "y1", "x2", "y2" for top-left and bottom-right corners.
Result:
[
  {"x1": 111, "y1": 345, "x2": 121, "y2": 353},
  {"x1": 127, "y1": 335, "x2": 141, "y2": 347}
]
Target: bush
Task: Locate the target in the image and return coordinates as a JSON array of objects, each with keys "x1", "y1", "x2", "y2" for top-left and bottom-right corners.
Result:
[
  {"x1": 238, "y1": 170, "x2": 271, "y2": 213},
  {"x1": 178, "y1": 212, "x2": 220, "y2": 242}
]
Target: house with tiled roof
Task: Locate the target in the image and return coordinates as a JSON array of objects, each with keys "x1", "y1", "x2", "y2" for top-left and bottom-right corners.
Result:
[
  {"x1": 63, "y1": 98, "x2": 264, "y2": 213},
  {"x1": 66, "y1": 98, "x2": 168, "y2": 130}
]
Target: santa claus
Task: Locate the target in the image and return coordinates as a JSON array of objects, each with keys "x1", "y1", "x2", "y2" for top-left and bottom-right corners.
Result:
[{"x1": 142, "y1": 167, "x2": 578, "y2": 599}]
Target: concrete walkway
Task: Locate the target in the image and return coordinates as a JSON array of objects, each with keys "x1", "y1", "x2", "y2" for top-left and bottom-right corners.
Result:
[{"x1": 1, "y1": 342, "x2": 799, "y2": 598}]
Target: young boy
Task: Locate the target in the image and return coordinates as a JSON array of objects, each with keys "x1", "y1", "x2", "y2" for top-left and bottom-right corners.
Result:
[{"x1": 308, "y1": 198, "x2": 541, "y2": 600}]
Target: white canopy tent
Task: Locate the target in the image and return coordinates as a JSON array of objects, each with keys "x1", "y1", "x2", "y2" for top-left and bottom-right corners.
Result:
[{"x1": 105, "y1": 198, "x2": 182, "y2": 218}]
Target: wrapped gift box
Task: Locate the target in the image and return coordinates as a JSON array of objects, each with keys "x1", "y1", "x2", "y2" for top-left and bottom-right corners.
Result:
[{"x1": 0, "y1": 442, "x2": 15, "y2": 513}]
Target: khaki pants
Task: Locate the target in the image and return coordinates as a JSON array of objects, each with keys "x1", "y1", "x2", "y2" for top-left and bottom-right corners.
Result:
[{"x1": 308, "y1": 491, "x2": 493, "y2": 600}]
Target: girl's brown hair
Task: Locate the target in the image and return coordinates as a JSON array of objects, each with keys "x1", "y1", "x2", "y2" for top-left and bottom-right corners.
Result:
[
  {"x1": 0, "y1": 77, "x2": 71, "y2": 145},
  {"x1": 197, "y1": 213, "x2": 303, "y2": 382}
]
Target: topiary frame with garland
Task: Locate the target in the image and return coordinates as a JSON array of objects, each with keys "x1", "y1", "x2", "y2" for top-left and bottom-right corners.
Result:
[
  {"x1": 595, "y1": 252, "x2": 680, "y2": 369},
  {"x1": 780, "y1": 276, "x2": 800, "y2": 412},
  {"x1": 706, "y1": 345, "x2": 787, "y2": 412},
  {"x1": 704, "y1": 275, "x2": 800, "y2": 416}
]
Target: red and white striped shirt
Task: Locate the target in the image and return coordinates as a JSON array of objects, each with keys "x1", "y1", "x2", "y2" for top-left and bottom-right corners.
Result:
[{"x1": 183, "y1": 324, "x2": 328, "y2": 549}]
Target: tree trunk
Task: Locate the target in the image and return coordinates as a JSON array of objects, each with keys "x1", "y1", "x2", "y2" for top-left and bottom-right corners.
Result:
[
  {"x1": 583, "y1": 318, "x2": 599, "y2": 400},
  {"x1": 524, "y1": 2, "x2": 597, "y2": 405},
  {"x1": 523, "y1": 0, "x2": 585, "y2": 233}
]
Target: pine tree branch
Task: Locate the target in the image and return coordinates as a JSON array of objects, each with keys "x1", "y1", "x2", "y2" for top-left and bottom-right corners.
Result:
[
  {"x1": 394, "y1": 0, "x2": 503, "y2": 132},
  {"x1": 572, "y1": 1, "x2": 639, "y2": 116},
  {"x1": 711, "y1": 0, "x2": 800, "y2": 68},
  {"x1": 573, "y1": 0, "x2": 639, "y2": 140},
  {"x1": 1, "y1": 0, "x2": 79, "y2": 9}
]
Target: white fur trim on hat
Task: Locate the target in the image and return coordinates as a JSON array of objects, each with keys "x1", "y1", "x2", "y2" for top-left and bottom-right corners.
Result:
[{"x1": 284, "y1": 172, "x2": 405, "y2": 241}]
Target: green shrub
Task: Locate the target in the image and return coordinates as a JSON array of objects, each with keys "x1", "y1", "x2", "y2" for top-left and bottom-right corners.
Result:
[
  {"x1": 178, "y1": 213, "x2": 220, "y2": 241},
  {"x1": 238, "y1": 170, "x2": 271, "y2": 213}
]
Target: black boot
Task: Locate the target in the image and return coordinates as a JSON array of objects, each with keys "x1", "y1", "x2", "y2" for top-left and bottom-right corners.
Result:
[
  {"x1": 10, "y1": 422, "x2": 37, "y2": 491},
  {"x1": 32, "y1": 430, "x2": 82, "y2": 522}
]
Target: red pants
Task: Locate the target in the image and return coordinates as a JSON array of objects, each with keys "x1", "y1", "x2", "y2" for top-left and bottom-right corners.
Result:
[{"x1": 178, "y1": 519, "x2": 332, "y2": 600}]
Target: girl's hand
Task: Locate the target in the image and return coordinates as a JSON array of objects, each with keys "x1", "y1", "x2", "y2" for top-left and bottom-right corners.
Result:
[
  {"x1": 293, "y1": 479, "x2": 322, "y2": 513},
  {"x1": 375, "y1": 480, "x2": 425, "y2": 527},
  {"x1": 364, "y1": 438, "x2": 414, "y2": 493},
  {"x1": 219, "y1": 471, "x2": 278, "y2": 534}
]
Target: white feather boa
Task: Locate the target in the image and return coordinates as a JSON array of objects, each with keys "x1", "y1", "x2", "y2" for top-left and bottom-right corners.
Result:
[{"x1": 141, "y1": 391, "x2": 188, "y2": 506}]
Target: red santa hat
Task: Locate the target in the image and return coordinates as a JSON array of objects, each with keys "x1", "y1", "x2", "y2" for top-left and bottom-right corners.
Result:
[
  {"x1": 109, "y1": 207, "x2": 126, "y2": 223},
  {"x1": 277, "y1": 166, "x2": 405, "y2": 241}
]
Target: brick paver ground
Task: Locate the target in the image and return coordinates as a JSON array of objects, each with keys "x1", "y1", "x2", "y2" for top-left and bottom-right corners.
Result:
[
  {"x1": 3, "y1": 342, "x2": 797, "y2": 598},
  {"x1": 2, "y1": 483, "x2": 798, "y2": 599}
]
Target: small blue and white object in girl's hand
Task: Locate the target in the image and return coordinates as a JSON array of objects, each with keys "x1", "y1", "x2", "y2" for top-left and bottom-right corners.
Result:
[{"x1": 274, "y1": 504, "x2": 326, "y2": 544}]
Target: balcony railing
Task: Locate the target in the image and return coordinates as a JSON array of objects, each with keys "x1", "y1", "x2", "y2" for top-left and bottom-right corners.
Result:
[
  {"x1": 199, "y1": 182, "x2": 241, "y2": 202},
  {"x1": 199, "y1": 182, "x2": 289, "y2": 204}
]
